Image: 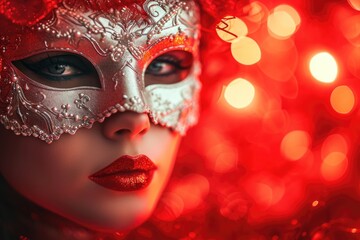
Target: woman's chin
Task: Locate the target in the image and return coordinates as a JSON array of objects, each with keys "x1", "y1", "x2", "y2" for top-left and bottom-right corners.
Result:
[
  {"x1": 77, "y1": 217, "x2": 147, "y2": 234},
  {"x1": 84, "y1": 221, "x2": 144, "y2": 235},
  {"x1": 61, "y1": 205, "x2": 152, "y2": 234}
]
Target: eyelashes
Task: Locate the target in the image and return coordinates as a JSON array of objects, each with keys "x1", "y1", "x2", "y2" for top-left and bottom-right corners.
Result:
[
  {"x1": 145, "y1": 51, "x2": 194, "y2": 86},
  {"x1": 11, "y1": 50, "x2": 194, "y2": 89},
  {"x1": 146, "y1": 54, "x2": 192, "y2": 76},
  {"x1": 22, "y1": 55, "x2": 92, "y2": 81},
  {"x1": 12, "y1": 52, "x2": 101, "y2": 88}
]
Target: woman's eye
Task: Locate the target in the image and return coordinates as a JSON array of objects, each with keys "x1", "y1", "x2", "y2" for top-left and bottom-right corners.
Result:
[
  {"x1": 145, "y1": 50, "x2": 193, "y2": 86},
  {"x1": 12, "y1": 52, "x2": 100, "y2": 89},
  {"x1": 146, "y1": 61, "x2": 178, "y2": 76},
  {"x1": 40, "y1": 63, "x2": 81, "y2": 77}
]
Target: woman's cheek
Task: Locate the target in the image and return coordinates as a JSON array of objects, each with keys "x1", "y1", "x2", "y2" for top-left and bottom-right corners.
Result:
[{"x1": 0, "y1": 124, "x2": 181, "y2": 232}]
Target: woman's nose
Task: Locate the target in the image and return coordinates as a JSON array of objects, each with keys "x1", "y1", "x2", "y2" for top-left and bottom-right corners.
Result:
[{"x1": 101, "y1": 112, "x2": 150, "y2": 140}]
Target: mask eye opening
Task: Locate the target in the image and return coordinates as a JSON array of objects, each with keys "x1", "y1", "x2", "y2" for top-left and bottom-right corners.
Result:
[
  {"x1": 144, "y1": 50, "x2": 194, "y2": 86},
  {"x1": 11, "y1": 51, "x2": 101, "y2": 89}
]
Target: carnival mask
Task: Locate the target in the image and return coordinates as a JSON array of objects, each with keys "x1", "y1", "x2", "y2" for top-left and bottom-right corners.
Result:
[{"x1": 0, "y1": 0, "x2": 201, "y2": 143}]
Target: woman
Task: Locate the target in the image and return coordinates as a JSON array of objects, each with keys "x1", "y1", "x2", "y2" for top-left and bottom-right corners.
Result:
[{"x1": 0, "y1": 0, "x2": 205, "y2": 239}]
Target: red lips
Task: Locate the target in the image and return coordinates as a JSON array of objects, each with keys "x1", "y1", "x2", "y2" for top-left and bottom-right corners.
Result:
[{"x1": 89, "y1": 155, "x2": 157, "y2": 192}]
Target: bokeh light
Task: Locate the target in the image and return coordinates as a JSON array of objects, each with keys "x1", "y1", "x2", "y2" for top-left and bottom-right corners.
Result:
[
  {"x1": 321, "y1": 134, "x2": 348, "y2": 160},
  {"x1": 258, "y1": 37, "x2": 298, "y2": 83},
  {"x1": 244, "y1": 1, "x2": 268, "y2": 24},
  {"x1": 170, "y1": 174, "x2": 210, "y2": 211},
  {"x1": 231, "y1": 37, "x2": 261, "y2": 65},
  {"x1": 312, "y1": 200, "x2": 319, "y2": 207},
  {"x1": 253, "y1": 182, "x2": 273, "y2": 207},
  {"x1": 309, "y1": 52, "x2": 338, "y2": 83},
  {"x1": 205, "y1": 142, "x2": 238, "y2": 173},
  {"x1": 275, "y1": 4, "x2": 301, "y2": 26},
  {"x1": 330, "y1": 85, "x2": 356, "y2": 114},
  {"x1": 340, "y1": 15, "x2": 360, "y2": 47},
  {"x1": 321, "y1": 152, "x2": 348, "y2": 182},
  {"x1": 132, "y1": 0, "x2": 360, "y2": 238},
  {"x1": 348, "y1": 0, "x2": 360, "y2": 10},
  {"x1": 267, "y1": 5, "x2": 300, "y2": 39},
  {"x1": 347, "y1": 48, "x2": 360, "y2": 78},
  {"x1": 242, "y1": 1, "x2": 269, "y2": 34},
  {"x1": 220, "y1": 192, "x2": 248, "y2": 220},
  {"x1": 216, "y1": 16, "x2": 248, "y2": 42},
  {"x1": 245, "y1": 175, "x2": 285, "y2": 210},
  {"x1": 153, "y1": 192, "x2": 184, "y2": 221},
  {"x1": 280, "y1": 130, "x2": 311, "y2": 161},
  {"x1": 224, "y1": 78, "x2": 255, "y2": 109}
]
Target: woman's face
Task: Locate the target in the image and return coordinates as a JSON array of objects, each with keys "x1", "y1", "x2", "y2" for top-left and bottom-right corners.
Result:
[
  {"x1": 0, "y1": 118, "x2": 180, "y2": 232},
  {"x1": 0, "y1": 0, "x2": 200, "y2": 232}
]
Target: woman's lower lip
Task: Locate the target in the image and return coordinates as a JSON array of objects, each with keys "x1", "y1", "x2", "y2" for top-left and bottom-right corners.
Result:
[
  {"x1": 90, "y1": 154, "x2": 157, "y2": 192},
  {"x1": 90, "y1": 170, "x2": 155, "y2": 192}
]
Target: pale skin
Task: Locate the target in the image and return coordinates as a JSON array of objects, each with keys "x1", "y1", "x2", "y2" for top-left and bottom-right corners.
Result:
[
  {"x1": 0, "y1": 113, "x2": 181, "y2": 239},
  {"x1": 0, "y1": 1, "x2": 200, "y2": 239}
]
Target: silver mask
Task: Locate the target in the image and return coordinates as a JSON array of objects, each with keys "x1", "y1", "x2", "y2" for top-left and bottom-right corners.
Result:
[{"x1": 0, "y1": 0, "x2": 201, "y2": 143}]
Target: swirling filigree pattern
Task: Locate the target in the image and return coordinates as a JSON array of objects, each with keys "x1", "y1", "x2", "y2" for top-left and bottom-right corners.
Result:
[{"x1": 0, "y1": 0, "x2": 201, "y2": 143}]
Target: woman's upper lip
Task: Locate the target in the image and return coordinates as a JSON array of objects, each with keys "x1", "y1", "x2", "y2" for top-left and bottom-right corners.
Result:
[{"x1": 89, "y1": 154, "x2": 157, "y2": 178}]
